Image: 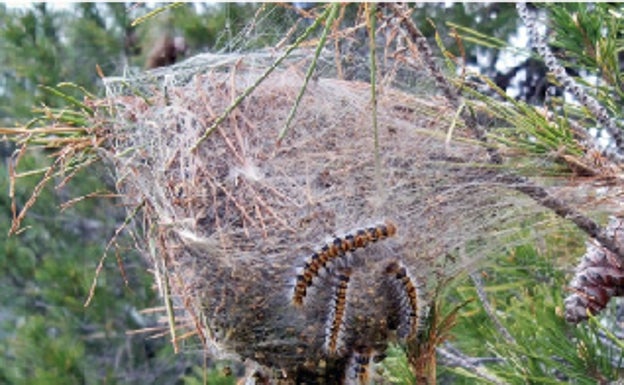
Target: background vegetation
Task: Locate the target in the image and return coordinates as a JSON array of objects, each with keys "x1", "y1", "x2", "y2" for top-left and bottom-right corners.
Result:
[{"x1": 1, "y1": 2, "x2": 622, "y2": 384}]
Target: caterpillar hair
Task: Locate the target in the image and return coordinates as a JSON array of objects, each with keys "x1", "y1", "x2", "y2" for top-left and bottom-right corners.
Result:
[
  {"x1": 325, "y1": 268, "x2": 352, "y2": 355},
  {"x1": 346, "y1": 350, "x2": 372, "y2": 385},
  {"x1": 385, "y1": 261, "x2": 419, "y2": 340},
  {"x1": 293, "y1": 220, "x2": 397, "y2": 306}
]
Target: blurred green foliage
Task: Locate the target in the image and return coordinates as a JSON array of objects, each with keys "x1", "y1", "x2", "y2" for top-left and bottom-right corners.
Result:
[
  {"x1": 0, "y1": 3, "x2": 270, "y2": 383},
  {"x1": 438, "y1": 233, "x2": 624, "y2": 384},
  {"x1": 0, "y1": 155, "x2": 196, "y2": 384},
  {"x1": 543, "y1": 3, "x2": 623, "y2": 121}
]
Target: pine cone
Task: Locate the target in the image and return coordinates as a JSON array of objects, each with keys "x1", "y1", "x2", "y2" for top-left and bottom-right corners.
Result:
[{"x1": 565, "y1": 217, "x2": 624, "y2": 323}]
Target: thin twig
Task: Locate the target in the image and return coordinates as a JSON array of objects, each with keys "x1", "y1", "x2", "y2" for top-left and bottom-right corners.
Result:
[
  {"x1": 192, "y1": 4, "x2": 333, "y2": 151},
  {"x1": 368, "y1": 3, "x2": 382, "y2": 192},
  {"x1": 438, "y1": 343, "x2": 508, "y2": 385},
  {"x1": 152, "y1": 235, "x2": 179, "y2": 353},
  {"x1": 386, "y1": 3, "x2": 503, "y2": 164},
  {"x1": 469, "y1": 271, "x2": 516, "y2": 344},
  {"x1": 84, "y1": 199, "x2": 146, "y2": 307},
  {"x1": 497, "y1": 172, "x2": 624, "y2": 261},
  {"x1": 9, "y1": 147, "x2": 65, "y2": 235},
  {"x1": 390, "y1": 2, "x2": 624, "y2": 264},
  {"x1": 436, "y1": 156, "x2": 624, "y2": 265},
  {"x1": 517, "y1": 2, "x2": 624, "y2": 157},
  {"x1": 277, "y1": 3, "x2": 339, "y2": 143},
  {"x1": 131, "y1": 2, "x2": 184, "y2": 27}
]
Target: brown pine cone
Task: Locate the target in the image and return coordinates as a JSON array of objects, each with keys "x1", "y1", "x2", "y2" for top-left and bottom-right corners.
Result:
[{"x1": 565, "y1": 217, "x2": 624, "y2": 323}]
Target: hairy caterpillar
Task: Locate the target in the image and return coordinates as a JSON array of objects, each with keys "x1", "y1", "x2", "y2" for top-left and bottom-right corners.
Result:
[
  {"x1": 325, "y1": 269, "x2": 351, "y2": 355},
  {"x1": 293, "y1": 220, "x2": 397, "y2": 306},
  {"x1": 346, "y1": 350, "x2": 372, "y2": 385},
  {"x1": 385, "y1": 261, "x2": 419, "y2": 340}
]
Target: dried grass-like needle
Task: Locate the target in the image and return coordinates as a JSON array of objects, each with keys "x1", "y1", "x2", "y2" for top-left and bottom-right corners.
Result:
[
  {"x1": 192, "y1": 4, "x2": 334, "y2": 150},
  {"x1": 84, "y1": 199, "x2": 145, "y2": 307}
]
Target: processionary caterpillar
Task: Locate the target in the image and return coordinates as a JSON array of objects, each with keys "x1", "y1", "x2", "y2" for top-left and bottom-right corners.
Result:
[
  {"x1": 293, "y1": 220, "x2": 397, "y2": 306},
  {"x1": 385, "y1": 261, "x2": 419, "y2": 340},
  {"x1": 347, "y1": 350, "x2": 371, "y2": 385},
  {"x1": 325, "y1": 269, "x2": 351, "y2": 355}
]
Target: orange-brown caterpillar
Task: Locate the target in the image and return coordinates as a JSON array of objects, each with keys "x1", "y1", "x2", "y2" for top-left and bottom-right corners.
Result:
[
  {"x1": 385, "y1": 261, "x2": 419, "y2": 340},
  {"x1": 326, "y1": 269, "x2": 351, "y2": 355},
  {"x1": 347, "y1": 350, "x2": 371, "y2": 384},
  {"x1": 293, "y1": 220, "x2": 397, "y2": 306}
]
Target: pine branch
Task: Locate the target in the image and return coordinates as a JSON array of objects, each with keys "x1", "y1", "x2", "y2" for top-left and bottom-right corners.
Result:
[
  {"x1": 470, "y1": 272, "x2": 515, "y2": 344},
  {"x1": 386, "y1": 2, "x2": 503, "y2": 164},
  {"x1": 437, "y1": 343, "x2": 508, "y2": 385},
  {"x1": 388, "y1": 2, "x2": 624, "y2": 274},
  {"x1": 388, "y1": 1, "x2": 624, "y2": 307},
  {"x1": 434, "y1": 160, "x2": 624, "y2": 265},
  {"x1": 495, "y1": 172, "x2": 624, "y2": 262},
  {"x1": 517, "y1": 2, "x2": 624, "y2": 158}
]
